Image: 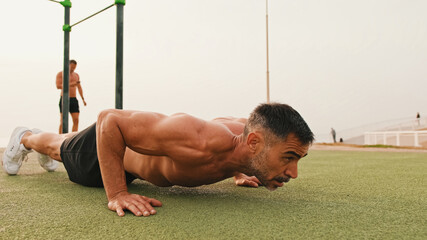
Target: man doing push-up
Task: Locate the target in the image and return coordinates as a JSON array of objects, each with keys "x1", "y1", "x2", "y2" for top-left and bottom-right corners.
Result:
[{"x1": 2, "y1": 103, "x2": 314, "y2": 217}]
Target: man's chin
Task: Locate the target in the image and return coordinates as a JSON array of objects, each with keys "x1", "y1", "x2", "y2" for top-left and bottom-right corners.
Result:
[
  {"x1": 265, "y1": 185, "x2": 278, "y2": 191},
  {"x1": 263, "y1": 180, "x2": 285, "y2": 191}
]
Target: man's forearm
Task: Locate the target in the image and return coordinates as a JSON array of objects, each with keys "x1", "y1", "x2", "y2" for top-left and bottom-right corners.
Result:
[
  {"x1": 78, "y1": 87, "x2": 84, "y2": 100},
  {"x1": 96, "y1": 112, "x2": 128, "y2": 200}
]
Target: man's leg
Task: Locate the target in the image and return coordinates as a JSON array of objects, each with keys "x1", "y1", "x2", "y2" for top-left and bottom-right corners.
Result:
[
  {"x1": 3, "y1": 128, "x2": 74, "y2": 175},
  {"x1": 59, "y1": 113, "x2": 63, "y2": 134},
  {"x1": 22, "y1": 131, "x2": 78, "y2": 162},
  {"x1": 70, "y1": 112, "x2": 80, "y2": 132},
  {"x1": 20, "y1": 131, "x2": 69, "y2": 161},
  {"x1": 59, "y1": 97, "x2": 63, "y2": 134}
]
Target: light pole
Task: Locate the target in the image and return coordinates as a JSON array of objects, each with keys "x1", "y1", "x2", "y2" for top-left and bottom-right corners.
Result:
[{"x1": 266, "y1": 0, "x2": 270, "y2": 103}]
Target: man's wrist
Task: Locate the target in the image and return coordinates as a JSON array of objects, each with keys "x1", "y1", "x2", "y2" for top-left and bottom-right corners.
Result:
[{"x1": 108, "y1": 188, "x2": 129, "y2": 201}]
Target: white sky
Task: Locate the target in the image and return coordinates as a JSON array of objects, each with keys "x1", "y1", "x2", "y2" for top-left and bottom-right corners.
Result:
[{"x1": 0, "y1": 0, "x2": 426, "y2": 144}]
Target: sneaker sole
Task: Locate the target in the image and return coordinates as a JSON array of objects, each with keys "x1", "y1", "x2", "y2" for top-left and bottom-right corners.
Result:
[{"x1": 2, "y1": 127, "x2": 30, "y2": 175}]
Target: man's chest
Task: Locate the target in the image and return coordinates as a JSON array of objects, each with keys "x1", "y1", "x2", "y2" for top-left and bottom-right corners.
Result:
[{"x1": 69, "y1": 73, "x2": 79, "y2": 83}]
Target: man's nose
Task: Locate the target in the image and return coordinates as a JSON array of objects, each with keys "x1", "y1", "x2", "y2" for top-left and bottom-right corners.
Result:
[{"x1": 285, "y1": 161, "x2": 298, "y2": 179}]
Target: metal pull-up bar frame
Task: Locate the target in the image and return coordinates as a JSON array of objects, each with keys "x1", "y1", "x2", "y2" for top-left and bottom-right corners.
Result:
[{"x1": 49, "y1": 0, "x2": 125, "y2": 133}]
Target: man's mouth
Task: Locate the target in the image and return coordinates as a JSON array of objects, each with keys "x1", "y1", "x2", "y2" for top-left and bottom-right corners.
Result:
[
  {"x1": 264, "y1": 180, "x2": 284, "y2": 191},
  {"x1": 274, "y1": 181, "x2": 284, "y2": 187},
  {"x1": 274, "y1": 177, "x2": 290, "y2": 184}
]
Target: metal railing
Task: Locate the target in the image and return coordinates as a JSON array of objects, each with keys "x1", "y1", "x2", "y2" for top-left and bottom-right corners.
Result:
[{"x1": 364, "y1": 130, "x2": 427, "y2": 147}]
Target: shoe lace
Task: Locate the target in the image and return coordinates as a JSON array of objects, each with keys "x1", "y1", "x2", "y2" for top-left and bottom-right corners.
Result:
[{"x1": 17, "y1": 150, "x2": 30, "y2": 164}]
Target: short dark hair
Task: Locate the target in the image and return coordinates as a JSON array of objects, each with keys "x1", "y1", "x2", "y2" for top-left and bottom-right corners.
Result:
[
  {"x1": 70, "y1": 59, "x2": 77, "y2": 65},
  {"x1": 244, "y1": 103, "x2": 314, "y2": 145}
]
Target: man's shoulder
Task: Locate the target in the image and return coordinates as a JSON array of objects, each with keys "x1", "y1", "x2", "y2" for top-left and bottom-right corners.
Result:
[
  {"x1": 167, "y1": 113, "x2": 206, "y2": 126},
  {"x1": 161, "y1": 113, "x2": 231, "y2": 134},
  {"x1": 212, "y1": 117, "x2": 247, "y2": 124},
  {"x1": 170, "y1": 113, "x2": 242, "y2": 129},
  {"x1": 210, "y1": 117, "x2": 245, "y2": 135}
]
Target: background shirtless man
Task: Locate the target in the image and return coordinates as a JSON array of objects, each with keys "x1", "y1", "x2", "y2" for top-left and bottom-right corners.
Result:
[
  {"x1": 56, "y1": 59, "x2": 87, "y2": 133},
  {"x1": 2, "y1": 103, "x2": 314, "y2": 217}
]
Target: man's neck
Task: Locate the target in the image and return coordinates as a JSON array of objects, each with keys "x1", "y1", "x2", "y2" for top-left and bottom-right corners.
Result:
[{"x1": 221, "y1": 134, "x2": 251, "y2": 175}]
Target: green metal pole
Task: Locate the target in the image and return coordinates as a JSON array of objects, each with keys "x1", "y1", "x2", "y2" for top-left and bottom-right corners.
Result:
[
  {"x1": 115, "y1": 1, "x2": 125, "y2": 109},
  {"x1": 61, "y1": 0, "x2": 72, "y2": 133}
]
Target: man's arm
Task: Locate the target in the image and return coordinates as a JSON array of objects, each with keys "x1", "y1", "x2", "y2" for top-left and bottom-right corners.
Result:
[
  {"x1": 56, "y1": 72, "x2": 63, "y2": 89},
  {"x1": 96, "y1": 110, "x2": 164, "y2": 217},
  {"x1": 75, "y1": 74, "x2": 87, "y2": 106}
]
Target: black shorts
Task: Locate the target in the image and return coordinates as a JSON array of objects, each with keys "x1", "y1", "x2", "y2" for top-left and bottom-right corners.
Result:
[
  {"x1": 60, "y1": 123, "x2": 136, "y2": 187},
  {"x1": 59, "y1": 97, "x2": 80, "y2": 113}
]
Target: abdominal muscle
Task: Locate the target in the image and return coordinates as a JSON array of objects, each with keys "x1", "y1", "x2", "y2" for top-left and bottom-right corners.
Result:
[{"x1": 61, "y1": 72, "x2": 79, "y2": 97}]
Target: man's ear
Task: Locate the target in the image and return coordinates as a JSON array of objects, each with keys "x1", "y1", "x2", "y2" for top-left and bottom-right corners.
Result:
[{"x1": 246, "y1": 132, "x2": 262, "y2": 153}]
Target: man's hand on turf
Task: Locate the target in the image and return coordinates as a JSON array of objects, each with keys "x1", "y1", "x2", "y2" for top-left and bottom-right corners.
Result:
[
  {"x1": 234, "y1": 173, "x2": 262, "y2": 188},
  {"x1": 108, "y1": 192, "x2": 162, "y2": 217}
]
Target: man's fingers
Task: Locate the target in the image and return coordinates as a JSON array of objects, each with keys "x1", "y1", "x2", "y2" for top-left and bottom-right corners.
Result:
[
  {"x1": 146, "y1": 197, "x2": 163, "y2": 207},
  {"x1": 250, "y1": 177, "x2": 262, "y2": 185},
  {"x1": 108, "y1": 201, "x2": 125, "y2": 216},
  {"x1": 244, "y1": 176, "x2": 262, "y2": 186},
  {"x1": 109, "y1": 194, "x2": 162, "y2": 217},
  {"x1": 235, "y1": 179, "x2": 244, "y2": 185},
  {"x1": 130, "y1": 196, "x2": 162, "y2": 216},
  {"x1": 141, "y1": 201, "x2": 157, "y2": 216},
  {"x1": 247, "y1": 180, "x2": 259, "y2": 187},
  {"x1": 138, "y1": 197, "x2": 162, "y2": 215},
  {"x1": 126, "y1": 203, "x2": 145, "y2": 217},
  {"x1": 236, "y1": 178, "x2": 258, "y2": 187},
  {"x1": 129, "y1": 198, "x2": 153, "y2": 216},
  {"x1": 116, "y1": 206, "x2": 125, "y2": 217}
]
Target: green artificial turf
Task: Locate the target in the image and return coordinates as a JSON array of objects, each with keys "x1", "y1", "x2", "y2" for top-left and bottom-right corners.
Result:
[{"x1": 0, "y1": 149, "x2": 426, "y2": 239}]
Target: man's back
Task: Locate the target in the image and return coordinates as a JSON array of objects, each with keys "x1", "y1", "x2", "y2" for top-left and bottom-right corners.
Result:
[{"x1": 122, "y1": 113, "x2": 246, "y2": 187}]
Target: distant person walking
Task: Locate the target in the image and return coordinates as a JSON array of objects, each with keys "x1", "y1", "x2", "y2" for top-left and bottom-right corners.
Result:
[
  {"x1": 331, "y1": 128, "x2": 337, "y2": 143},
  {"x1": 416, "y1": 112, "x2": 420, "y2": 126},
  {"x1": 56, "y1": 59, "x2": 87, "y2": 133}
]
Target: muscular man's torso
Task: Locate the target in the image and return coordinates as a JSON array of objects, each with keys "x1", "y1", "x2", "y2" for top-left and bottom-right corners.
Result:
[
  {"x1": 59, "y1": 71, "x2": 79, "y2": 97},
  {"x1": 123, "y1": 118, "x2": 246, "y2": 187}
]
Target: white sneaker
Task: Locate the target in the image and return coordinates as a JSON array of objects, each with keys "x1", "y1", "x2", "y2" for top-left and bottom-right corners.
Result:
[
  {"x1": 31, "y1": 128, "x2": 58, "y2": 172},
  {"x1": 2, "y1": 127, "x2": 32, "y2": 175}
]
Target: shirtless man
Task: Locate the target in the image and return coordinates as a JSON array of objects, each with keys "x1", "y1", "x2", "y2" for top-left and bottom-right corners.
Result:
[
  {"x1": 56, "y1": 59, "x2": 87, "y2": 133},
  {"x1": 2, "y1": 103, "x2": 314, "y2": 217}
]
